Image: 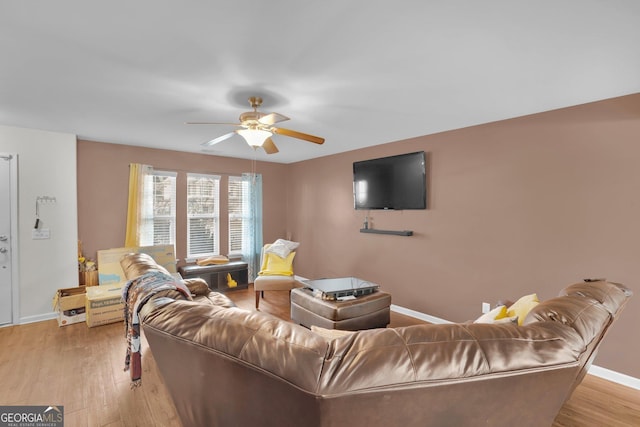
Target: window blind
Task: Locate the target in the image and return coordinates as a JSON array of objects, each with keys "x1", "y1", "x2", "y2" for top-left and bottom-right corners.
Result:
[
  {"x1": 228, "y1": 176, "x2": 245, "y2": 254},
  {"x1": 187, "y1": 173, "x2": 220, "y2": 258},
  {"x1": 147, "y1": 171, "x2": 176, "y2": 246}
]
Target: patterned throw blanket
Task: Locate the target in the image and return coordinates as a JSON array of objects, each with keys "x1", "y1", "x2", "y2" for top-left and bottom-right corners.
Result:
[{"x1": 122, "y1": 271, "x2": 192, "y2": 388}]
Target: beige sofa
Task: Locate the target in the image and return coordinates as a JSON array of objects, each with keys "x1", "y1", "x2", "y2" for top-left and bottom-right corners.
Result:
[{"x1": 121, "y1": 254, "x2": 631, "y2": 427}]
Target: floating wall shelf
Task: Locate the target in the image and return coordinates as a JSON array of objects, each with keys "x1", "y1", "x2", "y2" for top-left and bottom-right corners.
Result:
[{"x1": 359, "y1": 228, "x2": 413, "y2": 236}]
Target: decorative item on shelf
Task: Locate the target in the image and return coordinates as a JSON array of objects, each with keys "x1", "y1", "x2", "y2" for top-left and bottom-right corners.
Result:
[
  {"x1": 78, "y1": 240, "x2": 98, "y2": 286},
  {"x1": 226, "y1": 273, "x2": 237, "y2": 288},
  {"x1": 82, "y1": 269, "x2": 99, "y2": 287}
]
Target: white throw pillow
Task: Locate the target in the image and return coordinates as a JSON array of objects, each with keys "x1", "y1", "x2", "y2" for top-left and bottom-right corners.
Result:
[
  {"x1": 474, "y1": 305, "x2": 516, "y2": 324},
  {"x1": 265, "y1": 239, "x2": 300, "y2": 258}
]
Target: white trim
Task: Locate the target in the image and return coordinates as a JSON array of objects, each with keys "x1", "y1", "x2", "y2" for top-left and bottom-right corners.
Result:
[
  {"x1": 390, "y1": 304, "x2": 639, "y2": 389},
  {"x1": 153, "y1": 170, "x2": 177, "y2": 178},
  {"x1": 20, "y1": 311, "x2": 57, "y2": 325},
  {"x1": 391, "y1": 304, "x2": 453, "y2": 324},
  {"x1": 187, "y1": 172, "x2": 220, "y2": 180},
  {"x1": 2, "y1": 153, "x2": 20, "y2": 326},
  {"x1": 588, "y1": 365, "x2": 640, "y2": 391},
  {"x1": 10, "y1": 154, "x2": 19, "y2": 325}
]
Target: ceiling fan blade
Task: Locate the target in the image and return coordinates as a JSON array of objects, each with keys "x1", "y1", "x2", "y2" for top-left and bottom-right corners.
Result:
[
  {"x1": 272, "y1": 127, "x2": 325, "y2": 144},
  {"x1": 201, "y1": 131, "x2": 237, "y2": 147},
  {"x1": 262, "y1": 137, "x2": 279, "y2": 154},
  {"x1": 259, "y1": 113, "x2": 290, "y2": 126},
  {"x1": 186, "y1": 121, "x2": 240, "y2": 126}
]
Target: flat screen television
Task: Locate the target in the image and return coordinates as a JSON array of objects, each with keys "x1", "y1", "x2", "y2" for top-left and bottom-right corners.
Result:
[{"x1": 353, "y1": 151, "x2": 426, "y2": 210}]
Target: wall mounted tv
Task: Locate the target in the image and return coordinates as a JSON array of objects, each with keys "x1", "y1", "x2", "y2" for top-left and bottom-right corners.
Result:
[{"x1": 353, "y1": 151, "x2": 427, "y2": 210}]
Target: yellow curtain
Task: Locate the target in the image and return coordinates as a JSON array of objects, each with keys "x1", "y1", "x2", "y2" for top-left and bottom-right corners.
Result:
[{"x1": 125, "y1": 163, "x2": 153, "y2": 247}]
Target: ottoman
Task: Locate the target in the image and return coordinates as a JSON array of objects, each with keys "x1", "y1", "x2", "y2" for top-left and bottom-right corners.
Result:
[{"x1": 290, "y1": 287, "x2": 391, "y2": 331}]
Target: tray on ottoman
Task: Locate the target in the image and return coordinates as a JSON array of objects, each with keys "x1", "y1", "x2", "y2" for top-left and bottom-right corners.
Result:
[
  {"x1": 290, "y1": 287, "x2": 391, "y2": 331},
  {"x1": 299, "y1": 276, "x2": 379, "y2": 300}
]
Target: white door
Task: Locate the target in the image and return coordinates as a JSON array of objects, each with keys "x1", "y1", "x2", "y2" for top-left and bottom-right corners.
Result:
[{"x1": 0, "y1": 154, "x2": 14, "y2": 325}]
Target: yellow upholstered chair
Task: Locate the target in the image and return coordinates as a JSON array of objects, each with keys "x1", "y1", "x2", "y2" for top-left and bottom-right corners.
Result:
[{"x1": 254, "y1": 243, "x2": 302, "y2": 309}]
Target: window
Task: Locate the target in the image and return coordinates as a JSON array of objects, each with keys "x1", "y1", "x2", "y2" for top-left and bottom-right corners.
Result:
[
  {"x1": 187, "y1": 173, "x2": 220, "y2": 258},
  {"x1": 145, "y1": 170, "x2": 176, "y2": 246},
  {"x1": 228, "y1": 176, "x2": 245, "y2": 254}
]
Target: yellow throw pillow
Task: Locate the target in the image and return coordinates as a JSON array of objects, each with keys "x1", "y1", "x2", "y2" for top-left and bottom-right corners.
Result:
[
  {"x1": 507, "y1": 293, "x2": 540, "y2": 325},
  {"x1": 259, "y1": 251, "x2": 296, "y2": 276}
]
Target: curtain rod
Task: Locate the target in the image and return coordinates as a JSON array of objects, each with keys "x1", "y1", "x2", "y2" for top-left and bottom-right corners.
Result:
[{"x1": 128, "y1": 164, "x2": 253, "y2": 177}]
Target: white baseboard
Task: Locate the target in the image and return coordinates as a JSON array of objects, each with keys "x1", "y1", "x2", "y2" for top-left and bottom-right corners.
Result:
[
  {"x1": 391, "y1": 304, "x2": 452, "y2": 324},
  {"x1": 390, "y1": 304, "x2": 639, "y2": 390},
  {"x1": 20, "y1": 312, "x2": 57, "y2": 325},
  {"x1": 588, "y1": 365, "x2": 640, "y2": 390}
]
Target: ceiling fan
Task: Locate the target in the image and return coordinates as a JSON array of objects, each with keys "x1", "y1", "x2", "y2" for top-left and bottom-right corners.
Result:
[{"x1": 187, "y1": 96, "x2": 325, "y2": 154}]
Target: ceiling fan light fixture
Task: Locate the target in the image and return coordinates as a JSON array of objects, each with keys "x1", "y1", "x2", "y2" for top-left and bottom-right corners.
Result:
[
  {"x1": 237, "y1": 129, "x2": 271, "y2": 147},
  {"x1": 189, "y1": 96, "x2": 323, "y2": 154}
]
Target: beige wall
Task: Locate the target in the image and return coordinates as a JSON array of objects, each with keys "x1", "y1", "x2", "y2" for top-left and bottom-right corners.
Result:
[
  {"x1": 76, "y1": 94, "x2": 639, "y2": 379},
  {"x1": 76, "y1": 141, "x2": 290, "y2": 264},
  {"x1": 287, "y1": 93, "x2": 640, "y2": 378}
]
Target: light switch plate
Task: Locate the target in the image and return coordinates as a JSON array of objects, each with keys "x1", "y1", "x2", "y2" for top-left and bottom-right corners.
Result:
[
  {"x1": 482, "y1": 302, "x2": 491, "y2": 314},
  {"x1": 32, "y1": 228, "x2": 50, "y2": 239}
]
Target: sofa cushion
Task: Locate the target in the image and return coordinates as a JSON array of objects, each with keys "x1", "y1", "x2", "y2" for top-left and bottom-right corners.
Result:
[
  {"x1": 253, "y1": 274, "x2": 299, "y2": 291},
  {"x1": 523, "y1": 295, "x2": 612, "y2": 346},
  {"x1": 560, "y1": 280, "x2": 632, "y2": 316}
]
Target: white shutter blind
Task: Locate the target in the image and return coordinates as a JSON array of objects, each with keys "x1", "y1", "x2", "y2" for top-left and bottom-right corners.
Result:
[
  {"x1": 138, "y1": 166, "x2": 155, "y2": 247},
  {"x1": 228, "y1": 176, "x2": 245, "y2": 254},
  {"x1": 187, "y1": 173, "x2": 220, "y2": 258},
  {"x1": 152, "y1": 171, "x2": 176, "y2": 246}
]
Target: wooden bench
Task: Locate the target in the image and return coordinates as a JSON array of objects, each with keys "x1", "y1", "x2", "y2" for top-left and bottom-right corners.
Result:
[{"x1": 178, "y1": 261, "x2": 248, "y2": 292}]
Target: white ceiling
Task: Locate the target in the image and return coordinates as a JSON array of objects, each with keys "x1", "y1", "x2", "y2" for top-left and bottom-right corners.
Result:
[{"x1": 2, "y1": 1, "x2": 639, "y2": 164}]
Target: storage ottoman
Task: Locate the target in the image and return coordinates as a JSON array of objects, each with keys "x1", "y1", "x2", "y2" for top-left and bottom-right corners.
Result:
[{"x1": 290, "y1": 287, "x2": 391, "y2": 331}]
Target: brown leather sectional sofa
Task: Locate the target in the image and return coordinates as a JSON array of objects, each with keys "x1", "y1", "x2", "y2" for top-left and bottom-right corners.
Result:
[{"x1": 121, "y1": 253, "x2": 632, "y2": 427}]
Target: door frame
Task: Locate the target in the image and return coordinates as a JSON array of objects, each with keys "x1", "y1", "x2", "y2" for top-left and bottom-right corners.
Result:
[{"x1": 1, "y1": 153, "x2": 20, "y2": 326}]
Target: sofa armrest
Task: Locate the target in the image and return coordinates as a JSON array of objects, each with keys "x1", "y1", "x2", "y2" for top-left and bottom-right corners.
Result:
[
  {"x1": 120, "y1": 252, "x2": 171, "y2": 279},
  {"x1": 183, "y1": 278, "x2": 209, "y2": 296}
]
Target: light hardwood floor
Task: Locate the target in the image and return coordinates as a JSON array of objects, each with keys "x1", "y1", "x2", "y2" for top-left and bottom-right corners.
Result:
[{"x1": 1, "y1": 285, "x2": 638, "y2": 426}]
